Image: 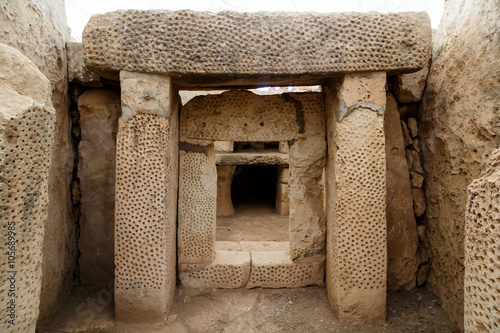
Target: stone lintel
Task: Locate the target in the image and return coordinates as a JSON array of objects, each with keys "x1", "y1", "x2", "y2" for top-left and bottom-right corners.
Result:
[
  {"x1": 83, "y1": 10, "x2": 431, "y2": 87},
  {"x1": 216, "y1": 152, "x2": 289, "y2": 166}
]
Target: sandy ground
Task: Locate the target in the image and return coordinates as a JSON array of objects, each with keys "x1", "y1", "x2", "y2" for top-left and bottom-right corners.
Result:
[{"x1": 40, "y1": 285, "x2": 457, "y2": 333}]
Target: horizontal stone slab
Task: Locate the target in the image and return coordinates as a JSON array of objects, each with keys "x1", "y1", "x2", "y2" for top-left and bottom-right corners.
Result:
[
  {"x1": 83, "y1": 10, "x2": 431, "y2": 87},
  {"x1": 216, "y1": 152, "x2": 289, "y2": 165}
]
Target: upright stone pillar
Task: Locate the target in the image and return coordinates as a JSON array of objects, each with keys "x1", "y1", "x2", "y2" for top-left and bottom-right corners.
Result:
[
  {"x1": 324, "y1": 72, "x2": 387, "y2": 323},
  {"x1": 114, "y1": 71, "x2": 179, "y2": 323}
]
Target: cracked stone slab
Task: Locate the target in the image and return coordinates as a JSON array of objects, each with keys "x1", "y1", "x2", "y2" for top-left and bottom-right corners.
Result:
[{"x1": 83, "y1": 10, "x2": 431, "y2": 87}]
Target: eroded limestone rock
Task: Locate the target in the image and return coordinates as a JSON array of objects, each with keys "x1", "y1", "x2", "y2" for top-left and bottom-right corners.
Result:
[{"x1": 67, "y1": 42, "x2": 102, "y2": 87}]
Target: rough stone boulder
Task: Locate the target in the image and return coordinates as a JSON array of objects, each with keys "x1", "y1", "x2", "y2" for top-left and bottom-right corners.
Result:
[
  {"x1": 0, "y1": 43, "x2": 55, "y2": 333},
  {"x1": 419, "y1": 0, "x2": 500, "y2": 329}
]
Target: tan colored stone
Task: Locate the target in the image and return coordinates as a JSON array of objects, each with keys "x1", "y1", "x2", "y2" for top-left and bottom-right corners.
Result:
[
  {"x1": 120, "y1": 71, "x2": 175, "y2": 121},
  {"x1": 239, "y1": 241, "x2": 290, "y2": 252},
  {"x1": 216, "y1": 152, "x2": 289, "y2": 166},
  {"x1": 114, "y1": 74, "x2": 179, "y2": 323},
  {"x1": 410, "y1": 171, "x2": 424, "y2": 189},
  {"x1": 279, "y1": 141, "x2": 289, "y2": 154},
  {"x1": 179, "y1": 251, "x2": 251, "y2": 289},
  {"x1": 405, "y1": 149, "x2": 413, "y2": 169},
  {"x1": 410, "y1": 149, "x2": 424, "y2": 174},
  {"x1": 275, "y1": 200, "x2": 290, "y2": 217},
  {"x1": 278, "y1": 166, "x2": 289, "y2": 184},
  {"x1": 0, "y1": 44, "x2": 55, "y2": 333},
  {"x1": 83, "y1": 10, "x2": 431, "y2": 84},
  {"x1": 324, "y1": 74, "x2": 387, "y2": 323},
  {"x1": 465, "y1": 149, "x2": 500, "y2": 332},
  {"x1": 412, "y1": 188, "x2": 427, "y2": 217},
  {"x1": 216, "y1": 165, "x2": 236, "y2": 217},
  {"x1": 398, "y1": 104, "x2": 417, "y2": 119},
  {"x1": 246, "y1": 251, "x2": 325, "y2": 288},
  {"x1": 215, "y1": 241, "x2": 241, "y2": 251},
  {"x1": 393, "y1": 57, "x2": 430, "y2": 103},
  {"x1": 77, "y1": 88, "x2": 121, "y2": 284},
  {"x1": 0, "y1": 1, "x2": 73, "y2": 324},
  {"x1": 67, "y1": 42, "x2": 102, "y2": 87},
  {"x1": 417, "y1": 265, "x2": 430, "y2": 287},
  {"x1": 417, "y1": 225, "x2": 426, "y2": 242},
  {"x1": 276, "y1": 181, "x2": 290, "y2": 216},
  {"x1": 407, "y1": 117, "x2": 418, "y2": 137},
  {"x1": 178, "y1": 141, "x2": 217, "y2": 264},
  {"x1": 214, "y1": 141, "x2": 234, "y2": 153},
  {"x1": 420, "y1": 2, "x2": 500, "y2": 328},
  {"x1": 401, "y1": 120, "x2": 413, "y2": 147},
  {"x1": 384, "y1": 92, "x2": 418, "y2": 291},
  {"x1": 412, "y1": 139, "x2": 420, "y2": 152}
]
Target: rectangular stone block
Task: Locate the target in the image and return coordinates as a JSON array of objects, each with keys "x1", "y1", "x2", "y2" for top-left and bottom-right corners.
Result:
[
  {"x1": 179, "y1": 251, "x2": 251, "y2": 289},
  {"x1": 324, "y1": 73, "x2": 387, "y2": 323},
  {"x1": 246, "y1": 251, "x2": 325, "y2": 288},
  {"x1": 277, "y1": 166, "x2": 289, "y2": 184}
]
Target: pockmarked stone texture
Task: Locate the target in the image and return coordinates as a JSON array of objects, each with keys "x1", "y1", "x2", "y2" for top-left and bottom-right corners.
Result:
[
  {"x1": 384, "y1": 92, "x2": 418, "y2": 291},
  {"x1": 419, "y1": 1, "x2": 500, "y2": 328},
  {"x1": 83, "y1": 10, "x2": 431, "y2": 85},
  {"x1": 0, "y1": 0, "x2": 74, "y2": 324},
  {"x1": 67, "y1": 42, "x2": 102, "y2": 87},
  {"x1": 77, "y1": 88, "x2": 121, "y2": 284},
  {"x1": 216, "y1": 152, "x2": 289, "y2": 166},
  {"x1": 114, "y1": 111, "x2": 179, "y2": 322},
  {"x1": 178, "y1": 141, "x2": 217, "y2": 264},
  {"x1": 324, "y1": 73, "x2": 387, "y2": 323},
  {"x1": 0, "y1": 44, "x2": 55, "y2": 333},
  {"x1": 465, "y1": 149, "x2": 500, "y2": 333}
]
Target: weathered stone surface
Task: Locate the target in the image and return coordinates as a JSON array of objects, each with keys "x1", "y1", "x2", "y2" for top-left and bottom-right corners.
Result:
[
  {"x1": 407, "y1": 117, "x2": 418, "y2": 137},
  {"x1": 0, "y1": 44, "x2": 55, "y2": 333},
  {"x1": 216, "y1": 165, "x2": 236, "y2": 217},
  {"x1": 410, "y1": 171, "x2": 424, "y2": 189},
  {"x1": 83, "y1": 10, "x2": 431, "y2": 85},
  {"x1": 179, "y1": 251, "x2": 251, "y2": 289},
  {"x1": 325, "y1": 73, "x2": 387, "y2": 323},
  {"x1": 214, "y1": 141, "x2": 233, "y2": 153},
  {"x1": 401, "y1": 120, "x2": 413, "y2": 147},
  {"x1": 384, "y1": 92, "x2": 418, "y2": 291},
  {"x1": 114, "y1": 80, "x2": 179, "y2": 323},
  {"x1": 412, "y1": 188, "x2": 426, "y2": 217},
  {"x1": 420, "y1": 2, "x2": 500, "y2": 328},
  {"x1": 465, "y1": 148, "x2": 500, "y2": 332},
  {"x1": 278, "y1": 166, "x2": 290, "y2": 184},
  {"x1": 417, "y1": 265, "x2": 430, "y2": 287},
  {"x1": 275, "y1": 181, "x2": 290, "y2": 216},
  {"x1": 77, "y1": 88, "x2": 121, "y2": 284},
  {"x1": 67, "y1": 42, "x2": 102, "y2": 87},
  {"x1": 0, "y1": 0, "x2": 73, "y2": 324},
  {"x1": 410, "y1": 149, "x2": 424, "y2": 174},
  {"x1": 216, "y1": 152, "x2": 289, "y2": 166},
  {"x1": 393, "y1": 56, "x2": 430, "y2": 103}
]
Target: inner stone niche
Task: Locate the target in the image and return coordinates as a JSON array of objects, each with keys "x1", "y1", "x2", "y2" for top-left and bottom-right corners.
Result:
[{"x1": 177, "y1": 89, "x2": 326, "y2": 289}]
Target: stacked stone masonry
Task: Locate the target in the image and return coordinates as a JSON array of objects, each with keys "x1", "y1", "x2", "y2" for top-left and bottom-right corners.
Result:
[
  {"x1": 83, "y1": 10, "x2": 431, "y2": 85},
  {"x1": 465, "y1": 148, "x2": 500, "y2": 333},
  {"x1": 0, "y1": 44, "x2": 56, "y2": 333}
]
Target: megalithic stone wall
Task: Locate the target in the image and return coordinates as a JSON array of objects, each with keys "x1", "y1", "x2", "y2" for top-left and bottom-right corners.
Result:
[{"x1": 0, "y1": 44, "x2": 56, "y2": 333}]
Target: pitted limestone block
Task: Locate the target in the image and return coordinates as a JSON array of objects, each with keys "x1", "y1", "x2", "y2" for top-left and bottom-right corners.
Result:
[
  {"x1": 67, "y1": 42, "x2": 102, "y2": 87},
  {"x1": 217, "y1": 165, "x2": 236, "y2": 217},
  {"x1": 465, "y1": 149, "x2": 500, "y2": 332},
  {"x1": 324, "y1": 74, "x2": 387, "y2": 323},
  {"x1": 181, "y1": 91, "x2": 324, "y2": 142},
  {"x1": 384, "y1": 92, "x2": 418, "y2": 291},
  {"x1": 120, "y1": 71, "x2": 175, "y2": 121},
  {"x1": 216, "y1": 152, "x2": 289, "y2": 166},
  {"x1": 179, "y1": 251, "x2": 251, "y2": 289},
  {"x1": 246, "y1": 251, "x2": 325, "y2": 288},
  {"x1": 114, "y1": 111, "x2": 179, "y2": 323},
  {"x1": 393, "y1": 54, "x2": 431, "y2": 103},
  {"x1": 78, "y1": 88, "x2": 121, "y2": 285},
  {"x1": 83, "y1": 10, "x2": 431, "y2": 85},
  {"x1": 178, "y1": 141, "x2": 217, "y2": 264},
  {"x1": 215, "y1": 241, "x2": 241, "y2": 251},
  {"x1": 0, "y1": 44, "x2": 55, "y2": 333}
]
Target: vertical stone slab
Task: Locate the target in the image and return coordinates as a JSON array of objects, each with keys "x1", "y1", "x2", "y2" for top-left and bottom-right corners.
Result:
[
  {"x1": 77, "y1": 88, "x2": 121, "y2": 285},
  {"x1": 178, "y1": 140, "x2": 217, "y2": 264},
  {"x1": 216, "y1": 165, "x2": 236, "y2": 217},
  {"x1": 0, "y1": 44, "x2": 55, "y2": 333},
  {"x1": 288, "y1": 93, "x2": 326, "y2": 260},
  {"x1": 114, "y1": 72, "x2": 179, "y2": 323},
  {"x1": 324, "y1": 72, "x2": 387, "y2": 323},
  {"x1": 465, "y1": 149, "x2": 500, "y2": 333}
]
